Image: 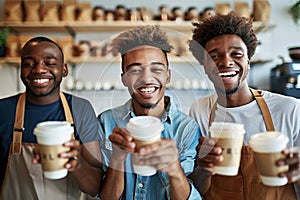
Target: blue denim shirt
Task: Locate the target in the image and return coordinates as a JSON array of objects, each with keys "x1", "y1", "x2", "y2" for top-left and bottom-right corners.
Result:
[{"x1": 97, "y1": 96, "x2": 202, "y2": 200}]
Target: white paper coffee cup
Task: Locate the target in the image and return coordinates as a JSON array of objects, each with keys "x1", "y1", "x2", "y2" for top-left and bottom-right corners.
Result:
[
  {"x1": 209, "y1": 122, "x2": 245, "y2": 176},
  {"x1": 34, "y1": 121, "x2": 73, "y2": 179},
  {"x1": 249, "y1": 131, "x2": 289, "y2": 186},
  {"x1": 127, "y1": 116, "x2": 164, "y2": 176}
]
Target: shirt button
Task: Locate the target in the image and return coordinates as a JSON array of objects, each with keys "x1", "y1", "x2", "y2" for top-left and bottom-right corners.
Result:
[{"x1": 138, "y1": 183, "x2": 144, "y2": 188}]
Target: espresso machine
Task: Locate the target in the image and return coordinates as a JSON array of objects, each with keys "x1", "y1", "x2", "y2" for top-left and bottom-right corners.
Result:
[{"x1": 270, "y1": 56, "x2": 300, "y2": 98}]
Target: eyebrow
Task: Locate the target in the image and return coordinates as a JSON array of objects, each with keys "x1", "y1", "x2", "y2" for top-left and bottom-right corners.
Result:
[
  {"x1": 22, "y1": 55, "x2": 58, "y2": 60},
  {"x1": 207, "y1": 46, "x2": 245, "y2": 54},
  {"x1": 125, "y1": 61, "x2": 166, "y2": 70}
]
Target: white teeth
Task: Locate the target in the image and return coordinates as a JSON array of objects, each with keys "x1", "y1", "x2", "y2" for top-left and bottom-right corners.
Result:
[
  {"x1": 33, "y1": 79, "x2": 49, "y2": 84},
  {"x1": 218, "y1": 71, "x2": 237, "y2": 77},
  {"x1": 140, "y1": 87, "x2": 155, "y2": 93}
]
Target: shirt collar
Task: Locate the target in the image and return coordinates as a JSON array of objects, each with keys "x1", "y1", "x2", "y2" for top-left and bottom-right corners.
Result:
[{"x1": 122, "y1": 96, "x2": 177, "y2": 124}]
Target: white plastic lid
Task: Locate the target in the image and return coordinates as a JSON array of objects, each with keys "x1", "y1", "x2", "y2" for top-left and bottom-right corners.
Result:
[
  {"x1": 210, "y1": 122, "x2": 245, "y2": 132},
  {"x1": 209, "y1": 122, "x2": 245, "y2": 138},
  {"x1": 249, "y1": 131, "x2": 289, "y2": 152},
  {"x1": 34, "y1": 121, "x2": 72, "y2": 135},
  {"x1": 34, "y1": 121, "x2": 73, "y2": 145},
  {"x1": 126, "y1": 116, "x2": 163, "y2": 140}
]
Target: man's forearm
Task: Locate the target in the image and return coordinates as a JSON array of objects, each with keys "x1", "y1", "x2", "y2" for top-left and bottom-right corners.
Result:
[
  {"x1": 188, "y1": 166, "x2": 212, "y2": 195},
  {"x1": 99, "y1": 156, "x2": 125, "y2": 200},
  {"x1": 72, "y1": 156, "x2": 102, "y2": 196},
  {"x1": 169, "y1": 161, "x2": 191, "y2": 200},
  {"x1": 73, "y1": 142, "x2": 103, "y2": 195}
]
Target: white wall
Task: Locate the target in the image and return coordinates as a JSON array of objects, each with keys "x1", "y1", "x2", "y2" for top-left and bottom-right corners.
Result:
[{"x1": 0, "y1": 0, "x2": 299, "y2": 113}]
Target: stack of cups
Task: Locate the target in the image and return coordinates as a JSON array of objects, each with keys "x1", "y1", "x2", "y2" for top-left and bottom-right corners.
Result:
[
  {"x1": 127, "y1": 116, "x2": 164, "y2": 176},
  {"x1": 34, "y1": 121, "x2": 73, "y2": 179},
  {"x1": 209, "y1": 122, "x2": 245, "y2": 176},
  {"x1": 249, "y1": 131, "x2": 289, "y2": 186}
]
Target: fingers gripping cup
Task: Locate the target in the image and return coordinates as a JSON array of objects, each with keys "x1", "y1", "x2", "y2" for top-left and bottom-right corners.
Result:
[
  {"x1": 249, "y1": 131, "x2": 289, "y2": 186},
  {"x1": 209, "y1": 122, "x2": 245, "y2": 176},
  {"x1": 126, "y1": 116, "x2": 164, "y2": 176},
  {"x1": 34, "y1": 121, "x2": 73, "y2": 179}
]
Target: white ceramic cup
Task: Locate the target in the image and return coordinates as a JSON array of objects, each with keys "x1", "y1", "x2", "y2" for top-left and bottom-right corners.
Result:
[
  {"x1": 249, "y1": 131, "x2": 289, "y2": 186},
  {"x1": 209, "y1": 122, "x2": 245, "y2": 176},
  {"x1": 34, "y1": 121, "x2": 73, "y2": 179},
  {"x1": 127, "y1": 116, "x2": 164, "y2": 176}
]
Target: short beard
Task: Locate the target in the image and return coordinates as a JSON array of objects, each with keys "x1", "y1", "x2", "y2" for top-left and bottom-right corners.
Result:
[
  {"x1": 140, "y1": 103, "x2": 158, "y2": 109},
  {"x1": 225, "y1": 86, "x2": 240, "y2": 96},
  {"x1": 131, "y1": 92, "x2": 162, "y2": 110},
  {"x1": 217, "y1": 73, "x2": 243, "y2": 96},
  {"x1": 27, "y1": 84, "x2": 59, "y2": 97}
]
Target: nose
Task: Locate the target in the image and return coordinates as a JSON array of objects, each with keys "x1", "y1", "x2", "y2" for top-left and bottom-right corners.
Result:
[
  {"x1": 218, "y1": 54, "x2": 234, "y2": 67},
  {"x1": 31, "y1": 61, "x2": 47, "y2": 73},
  {"x1": 139, "y1": 68, "x2": 154, "y2": 83}
]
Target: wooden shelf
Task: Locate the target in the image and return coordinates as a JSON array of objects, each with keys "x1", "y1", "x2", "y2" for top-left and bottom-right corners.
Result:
[
  {"x1": 0, "y1": 22, "x2": 68, "y2": 33},
  {"x1": 0, "y1": 21, "x2": 193, "y2": 35},
  {"x1": 66, "y1": 21, "x2": 194, "y2": 33},
  {"x1": 0, "y1": 57, "x2": 19, "y2": 65},
  {"x1": 0, "y1": 20, "x2": 275, "y2": 66},
  {"x1": 0, "y1": 20, "x2": 275, "y2": 34}
]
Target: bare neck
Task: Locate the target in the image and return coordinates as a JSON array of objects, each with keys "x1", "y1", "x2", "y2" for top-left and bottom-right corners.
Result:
[
  {"x1": 216, "y1": 84, "x2": 254, "y2": 108},
  {"x1": 25, "y1": 90, "x2": 60, "y2": 105}
]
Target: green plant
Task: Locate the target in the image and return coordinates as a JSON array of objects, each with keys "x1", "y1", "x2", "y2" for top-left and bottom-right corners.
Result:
[
  {"x1": 0, "y1": 27, "x2": 10, "y2": 47},
  {"x1": 289, "y1": 1, "x2": 300, "y2": 26}
]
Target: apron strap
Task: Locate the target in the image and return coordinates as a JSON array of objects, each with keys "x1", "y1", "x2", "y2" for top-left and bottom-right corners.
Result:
[
  {"x1": 12, "y1": 93, "x2": 26, "y2": 154},
  {"x1": 12, "y1": 92, "x2": 75, "y2": 154},
  {"x1": 59, "y1": 92, "x2": 75, "y2": 139},
  {"x1": 59, "y1": 92, "x2": 74, "y2": 125},
  {"x1": 249, "y1": 88, "x2": 275, "y2": 131},
  {"x1": 209, "y1": 88, "x2": 275, "y2": 132},
  {"x1": 208, "y1": 101, "x2": 217, "y2": 127}
]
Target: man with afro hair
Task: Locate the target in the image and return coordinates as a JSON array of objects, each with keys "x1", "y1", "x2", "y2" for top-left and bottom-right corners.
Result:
[{"x1": 189, "y1": 11, "x2": 300, "y2": 200}]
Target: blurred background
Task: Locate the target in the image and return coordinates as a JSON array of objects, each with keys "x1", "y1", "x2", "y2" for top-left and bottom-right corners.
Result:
[{"x1": 0, "y1": 0, "x2": 299, "y2": 114}]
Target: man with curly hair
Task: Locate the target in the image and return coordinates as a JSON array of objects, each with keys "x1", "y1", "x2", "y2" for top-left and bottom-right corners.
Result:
[
  {"x1": 188, "y1": 11, "x2": 300, "y2": 199},
  {"x1": 97, "y1": 25, "x2": 202, "y2": 199}
]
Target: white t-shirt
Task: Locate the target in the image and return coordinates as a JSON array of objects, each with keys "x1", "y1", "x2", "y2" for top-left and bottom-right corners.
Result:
[{"x1": 189, "y1": 90, "x2": 300, "y2": 147}]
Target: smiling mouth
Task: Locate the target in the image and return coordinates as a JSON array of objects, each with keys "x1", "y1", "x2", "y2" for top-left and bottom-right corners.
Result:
[
  {"x1": 218, "y1": 70, "x2": 240, "y2": 78},
  {"x1": 138, "y1": 86, "x2": 158, "y2": 94},
  {"x1": 33, "y1": 78, "x2": 50, "y2": 84}
]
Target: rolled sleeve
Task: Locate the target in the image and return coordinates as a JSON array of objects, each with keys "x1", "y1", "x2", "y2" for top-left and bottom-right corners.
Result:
[{"x1": 187, "y1": 179, "x2": 203, "y2": 200}]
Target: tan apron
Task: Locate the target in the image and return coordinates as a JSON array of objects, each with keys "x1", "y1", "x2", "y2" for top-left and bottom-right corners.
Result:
[
  {"x1": 0, "y1": 92, "x2": 81, "y2": 200},
  {"x1": 204, "y1": 88, "x2": 297, "y2": 200}
]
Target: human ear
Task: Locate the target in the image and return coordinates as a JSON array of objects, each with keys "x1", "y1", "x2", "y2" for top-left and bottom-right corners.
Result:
[
  {"x1": 121, "y1": 73, "x2": 128, "y2": 86},
  {"x1": 166, "y1": 69, "x2": 171, "y2": 84},
  {"x1": 62, "y1": 63, "x2": 68, "y2": 77}
]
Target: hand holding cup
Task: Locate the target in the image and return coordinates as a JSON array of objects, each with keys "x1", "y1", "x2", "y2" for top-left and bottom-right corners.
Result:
[
  {"x1": 108, "y1": 127, "x2": 136, "y2": 162},
  {"x1": 249, "y1": 131, "x2": 289, "y2": 186},
  {"x1": 126, "y1": 116, "x2": 164, "y2": 176},
  {"x1": 209, "y1": 122, "x2": 245, "y2": 176},
  {"x1": 133, "y1": 139, "x2": 181, "y2": 177},
  {"x1": 33, "y1": 138, "x2": 80, "y2": 170},
  {"x1": 277, "y1": 146, "x2": 300, "y2": 183},
  {"x1": 196, "y1": 137, "x2": 224, "y2": 175},
  {"x1": 33, "y1": 121, "x2": 75, "y2": 179}
]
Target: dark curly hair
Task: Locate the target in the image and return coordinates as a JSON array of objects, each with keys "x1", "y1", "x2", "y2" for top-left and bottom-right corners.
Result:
[
  {"x1": 110, "y1": 25, "x2": 173, "y2": 71},
  {"x1": 189, "y1": 11, "x2": 258, "y2": 65}
]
